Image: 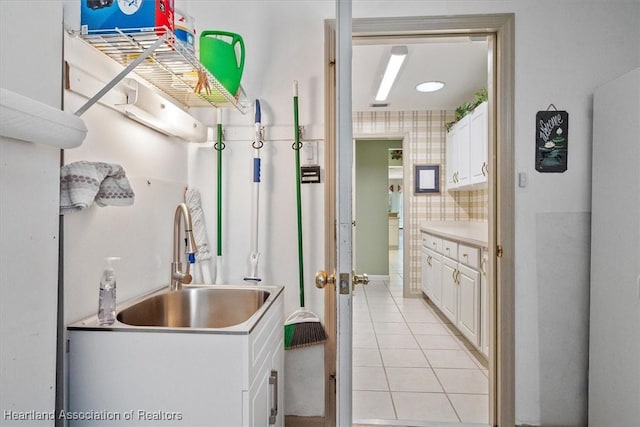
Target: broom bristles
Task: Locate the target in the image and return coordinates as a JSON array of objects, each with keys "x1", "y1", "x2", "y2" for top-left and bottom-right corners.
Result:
[{"x1": 284, "y1": 321, "x2": 328, "y2": 350}]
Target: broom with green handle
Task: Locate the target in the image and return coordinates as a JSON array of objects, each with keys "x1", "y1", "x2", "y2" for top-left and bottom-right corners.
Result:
[{"x1": 284, "y1": 81, "x2": 328, "y2": 350}]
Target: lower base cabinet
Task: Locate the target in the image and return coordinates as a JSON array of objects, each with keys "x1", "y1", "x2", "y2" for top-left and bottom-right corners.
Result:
[
  {"x1": 422, "y1": 247, "x2": 442, "y2": 307},
  {"x1": 441, "y1": 257, "x2": 459, "y2": 324},
  {"x1": 67, "y1": 294, "x2": 284, "y2": 426},
  {"x1": 422, "y1": 231, "x2": 485, "y2": 353},
  {"x1": 457, "y1": 264, "x2": 480, "y2": 346}
]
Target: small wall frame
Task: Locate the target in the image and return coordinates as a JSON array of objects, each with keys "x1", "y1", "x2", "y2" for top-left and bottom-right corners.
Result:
[{"x1": 414, "y1": 165, "x2": 440, "y2": 194}]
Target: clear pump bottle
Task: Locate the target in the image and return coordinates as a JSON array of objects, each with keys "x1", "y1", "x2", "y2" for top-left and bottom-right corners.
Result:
[{"x1": 98, "y1": 257, "x2": 120, "y2": 325}]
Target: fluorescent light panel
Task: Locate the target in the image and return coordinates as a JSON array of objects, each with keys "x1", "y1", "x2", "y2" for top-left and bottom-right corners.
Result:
[
  {"x1": 121, "y1": 79, "x2": 208, "y2": 142},
  {"x1": 375, "y1": 46, "x2": 408, "y2": 102}
]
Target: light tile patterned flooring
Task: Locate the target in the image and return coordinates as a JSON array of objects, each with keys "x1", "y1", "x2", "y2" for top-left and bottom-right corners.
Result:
[{"x1": 352, "y1": 244, "x2": 489, "y2": 425}]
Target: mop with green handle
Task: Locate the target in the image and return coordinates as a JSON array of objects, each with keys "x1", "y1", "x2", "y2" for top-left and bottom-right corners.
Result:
[
  {"x1": 284, "y1": 81, "x2": 327, "y2": 350},
  {"x1": 215, "y1": 109, "x2": 225, "y2": 284}
]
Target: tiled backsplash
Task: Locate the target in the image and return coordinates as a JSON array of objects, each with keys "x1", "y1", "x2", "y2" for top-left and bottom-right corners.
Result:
[{"x1": 353, "y1": 110, "x2": 488, "y2": 293}]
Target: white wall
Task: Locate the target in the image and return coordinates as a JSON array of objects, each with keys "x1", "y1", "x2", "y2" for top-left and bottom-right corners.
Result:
[
  {"x1": 186, "y1": 0, "x2": 333, "y2": 416},
  {"x1": 62, "y1": 37, "x2": 191, "y2": 324},
  {"x1": 0, "y1": 1, "x2": 63, "y2": 424},
  {"x1": 186, "y1": 0, "x2": 640, "y2": 424}
]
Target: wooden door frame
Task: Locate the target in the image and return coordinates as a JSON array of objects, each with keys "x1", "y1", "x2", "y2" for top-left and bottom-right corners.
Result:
[{"x1": 324, "y1": 13, "x2": 515, "y2": 427}]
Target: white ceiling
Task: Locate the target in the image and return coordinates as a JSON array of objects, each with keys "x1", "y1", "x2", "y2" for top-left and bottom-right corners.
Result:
[{"x1": 352, "y1": 36, "x2": 489, "y2": 112}]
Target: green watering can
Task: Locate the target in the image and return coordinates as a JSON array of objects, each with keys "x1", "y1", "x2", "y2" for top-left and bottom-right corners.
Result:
[{"x1": 199, "y1": 30, "x2": 245, "y2": 100}]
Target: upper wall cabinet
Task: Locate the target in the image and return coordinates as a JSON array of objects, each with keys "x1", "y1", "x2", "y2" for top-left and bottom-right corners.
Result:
[{"x1": 446, "y1": 101, "x2": 488, "y2": 191}]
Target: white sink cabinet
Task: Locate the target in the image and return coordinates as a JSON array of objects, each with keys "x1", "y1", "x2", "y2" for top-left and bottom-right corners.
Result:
[{"x1": 67, "y1": 287, "x2": 284, "y2": 426}]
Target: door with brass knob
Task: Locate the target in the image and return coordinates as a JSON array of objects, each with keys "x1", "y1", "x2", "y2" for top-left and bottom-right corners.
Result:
[{"x1": 315, "y1": 270, "x2": 368, "y2": 292}]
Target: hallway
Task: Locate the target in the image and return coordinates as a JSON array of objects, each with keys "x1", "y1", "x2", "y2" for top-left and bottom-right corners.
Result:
[{"x1": 352, "y1": 244, "x2": 489, "y2": 424}]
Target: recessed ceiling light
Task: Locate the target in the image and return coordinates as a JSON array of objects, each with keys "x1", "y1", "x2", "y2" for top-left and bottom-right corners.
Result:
[{"x1": 416, "y1": 81, "x2": 445, "y2": 93}]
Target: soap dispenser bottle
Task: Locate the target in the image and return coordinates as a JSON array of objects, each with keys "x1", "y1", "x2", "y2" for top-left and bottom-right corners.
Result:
[{"x1": 98, "y1": 257, "x2": 120, "y2": 326}]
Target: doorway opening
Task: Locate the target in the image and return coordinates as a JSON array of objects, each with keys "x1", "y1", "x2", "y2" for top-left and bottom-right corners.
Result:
[
  {"x1": 323, "y1": 13, "x2": 515, "y2": 427},
  {"x1": 351, "y1": 34, "x2": 491, "y2": 424}
]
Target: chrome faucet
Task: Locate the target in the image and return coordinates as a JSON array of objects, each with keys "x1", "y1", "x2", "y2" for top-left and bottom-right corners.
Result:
[{"x1": 170, "y1": 203, "x2": 198, "y2": 291}]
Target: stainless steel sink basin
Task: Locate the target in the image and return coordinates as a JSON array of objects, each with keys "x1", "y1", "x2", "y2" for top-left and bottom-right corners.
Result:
[{"x1": 116, "y1": 287, "x2": 270, "y2": 328}]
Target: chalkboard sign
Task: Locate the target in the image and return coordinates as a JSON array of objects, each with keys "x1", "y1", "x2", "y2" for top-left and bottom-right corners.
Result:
[{"x1": 536, "y1": 109, "x2": 569, "y2": 173}]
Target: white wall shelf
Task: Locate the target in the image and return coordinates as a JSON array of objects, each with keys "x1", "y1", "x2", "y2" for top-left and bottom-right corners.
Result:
[
  {"x1": 73, "y1": 27, "x2": 247, "y2": 115},
  {"x1": 0, "y1": 87, "x2": 87, "y2": 148}
]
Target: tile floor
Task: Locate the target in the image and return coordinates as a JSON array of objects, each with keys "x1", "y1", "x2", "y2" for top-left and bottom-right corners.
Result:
[{"x1": 352, "y1": 241, "x2": 489, "y2": 425}]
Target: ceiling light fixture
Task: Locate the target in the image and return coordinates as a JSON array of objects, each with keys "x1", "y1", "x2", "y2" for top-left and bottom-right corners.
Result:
[
  {"x1": 416, "y1": 81, "x2": 446, "y2": 93},
  {"x1": 375, "y1": 46, "x2": 408, "y2": 102}
]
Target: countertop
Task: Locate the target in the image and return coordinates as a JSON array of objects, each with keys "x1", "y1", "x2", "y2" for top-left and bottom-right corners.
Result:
[{"x1": 420, "y1": 221, "x2": 489, "y2": 248}]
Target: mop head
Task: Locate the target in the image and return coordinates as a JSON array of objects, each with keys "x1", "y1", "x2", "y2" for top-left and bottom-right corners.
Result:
[{"x1": 284, "y1": 309, "x2": 328, "y2": 350}]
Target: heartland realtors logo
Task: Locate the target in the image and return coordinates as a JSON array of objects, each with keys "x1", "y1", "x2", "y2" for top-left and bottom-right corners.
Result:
[{"x1": 3, "y1": 409, "x2": 183, "y2": 422}]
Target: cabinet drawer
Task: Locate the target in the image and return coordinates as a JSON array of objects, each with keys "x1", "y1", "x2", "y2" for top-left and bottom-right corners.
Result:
[
  {"x1": 423, "y1": 233, "x2": 442, "y2": 252},
  {"x1": 459, "y1": 244, "x2": 479, "y2": 268},
  {"x1": 442, "y1": 239, "x2": 458, "y2": 259}
]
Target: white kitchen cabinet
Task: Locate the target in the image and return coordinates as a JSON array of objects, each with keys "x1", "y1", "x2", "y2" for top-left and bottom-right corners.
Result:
[
  {"x1": 446, "y1": 101, "x2": 488, "y2": 191},
  {"x1": 421, "y1": 248, "x2": 430, "y2": 295},
  {"x1": 441, "y1": 255, "x2": 459, "y2": 324},
  {"x1": 423, "y1": 247, "x2": 443, "y2": 307},
  {"x1": 421, "y1": 229, "x2": 484, "y2": 350},
  {"x1": 67, "y1": 289, "x2": 284, "y2": 427},
  {"x1": 446, "y1": 115, "x2": 470, "y2": 189},
  {"x1": 457, "y1": 263, "x2": 480, "y2": 346},
  {"x1": 469, "y1": 101, "x2": 489, "y2": 186}
]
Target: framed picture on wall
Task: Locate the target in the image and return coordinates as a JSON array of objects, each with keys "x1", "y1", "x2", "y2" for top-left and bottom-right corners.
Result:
[{"x1": 414, "y1": 165, "x2": 440, "y2": 194}]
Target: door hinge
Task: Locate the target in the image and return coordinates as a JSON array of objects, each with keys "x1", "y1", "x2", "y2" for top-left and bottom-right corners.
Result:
[{"x1": 497, "y1": 245, "x2": 503, "y2": 258}]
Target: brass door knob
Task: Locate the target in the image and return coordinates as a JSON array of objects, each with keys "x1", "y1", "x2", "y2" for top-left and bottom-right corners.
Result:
[
  {"x1": 352, "y1": 271, "x2": 369, "y2": 286},
  {"x1": 315, "y1": 270, "x2": 336, "y2": 288}
]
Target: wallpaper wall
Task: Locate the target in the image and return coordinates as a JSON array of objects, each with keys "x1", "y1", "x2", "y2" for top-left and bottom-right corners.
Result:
[{"x1": 353, "y1": 110, "x2": 488, "y2": 293}]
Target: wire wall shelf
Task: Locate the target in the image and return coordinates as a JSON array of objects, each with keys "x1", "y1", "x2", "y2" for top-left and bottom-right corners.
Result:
[{"x1": 76, "y1": 27, "x2": 247, "y2": 114}]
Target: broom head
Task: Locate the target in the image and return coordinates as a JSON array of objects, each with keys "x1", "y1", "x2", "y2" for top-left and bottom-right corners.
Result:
[{"x1": 284, "y1": 309, "x2": 327, "y2": 350}]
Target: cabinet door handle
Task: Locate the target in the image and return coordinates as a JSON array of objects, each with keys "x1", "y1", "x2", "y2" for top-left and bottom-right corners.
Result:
[
  {"x1": 427, "y1": 255, "x2": 432, "y2": 267},
  {"x1": 481, "y1": 258, "x2": 487, "y2": 276},
  {"x1": 455, "y1": 269, "x2": 461, "y2": 284},
  {"x1": 482, "y1": 162, "x2": 488, "y2": 176},
  {"x1": 269, "y1": 370, "x2": 278, "y2": 425}
]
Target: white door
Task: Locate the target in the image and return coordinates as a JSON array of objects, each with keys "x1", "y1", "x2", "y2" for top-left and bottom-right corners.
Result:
[{"x1": 335, "y1": 1, "x2": 354, "y2": 425}]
